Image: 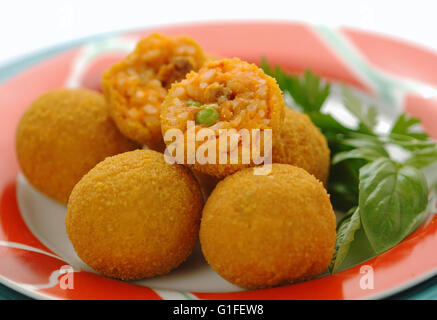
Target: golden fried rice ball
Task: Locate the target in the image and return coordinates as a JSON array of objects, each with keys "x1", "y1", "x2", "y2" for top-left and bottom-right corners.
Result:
[
  {"x1": 161, "y1": 58, "x2": 285, "y2": 178},
  {"x1": 66, "y1": 150, "x2": 203, "y2": 280},
  {"x1": 273, "y1": 108, "x2": 330, "y2": 185},
  {"x1": 200, "y1": 164, "x2": 336, "y2": 289},
  {"x1": 15, "y1": 89, "x2": 137, "y2": 204},
  {"x1": 102, "y1": 33, "x2": 207, "y2": 150}
]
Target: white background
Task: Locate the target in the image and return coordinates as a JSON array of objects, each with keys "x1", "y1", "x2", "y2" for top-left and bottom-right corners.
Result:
[{"x1": 1, "y1": 0, "x2": 437, "y2": 67}]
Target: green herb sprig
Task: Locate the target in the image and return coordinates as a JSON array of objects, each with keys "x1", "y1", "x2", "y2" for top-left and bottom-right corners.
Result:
[{"x1": 262, "y1": 59, "x2": 437, "y2": 273}]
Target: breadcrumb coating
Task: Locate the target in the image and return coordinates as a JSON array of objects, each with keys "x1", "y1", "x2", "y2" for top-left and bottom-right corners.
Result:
[
  {"x1": 200, "y1": 164, "x2": 336, "y2": 289},
  {"x1": 66, "y1": 150, "x2": 203, "y2": 280},
  {"x1": 273, "y1": 108, "x2": 330, "y2": 185},
  {"x1": 15, "y1": 89, "x2": 137, "y2": 204}
]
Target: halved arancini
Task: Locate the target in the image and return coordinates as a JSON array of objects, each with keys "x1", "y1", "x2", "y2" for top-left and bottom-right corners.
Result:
[
  {"x1": 161, "y1": 58, "x2": 285, "y2": 178},
  {"x1": 102, "y1": 33, "x2": 207, "y2": 150}
]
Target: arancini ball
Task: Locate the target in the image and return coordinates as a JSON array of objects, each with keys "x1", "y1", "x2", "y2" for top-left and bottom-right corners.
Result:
[
  {"x1": 200, "y1": 164, "x2": 336, "y2": 289},
  {"x1": 161, "y1": 58, "x2": 285, "y2": 178},
  {"x1": 15, "y1": 89, "x2": 137, "y2": 204},
  {"x1": 273, "y1": 107, "x2": 330, "y2": 185},
  {"x1": 66, "y1": 149, "x2": 203, "y2": 280},
  {"x1": 102, "y1": 33, "x2": 207, "y2": 150}
]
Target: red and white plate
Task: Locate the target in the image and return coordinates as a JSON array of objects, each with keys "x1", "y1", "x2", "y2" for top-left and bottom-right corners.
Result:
[{"x1": 1, "y1": 21, "x2": 437, "y2": 300}]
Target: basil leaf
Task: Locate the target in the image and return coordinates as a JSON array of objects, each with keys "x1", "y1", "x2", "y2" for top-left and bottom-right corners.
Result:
[
  {"x1": 332, "y1": 146, "x2": 388, "y2": 165},
  {"x1": 405, "y1": 147, "x2": 437, "y2": 169},
  {"x1": 336, "y1": 226, "x2": 376, "y2": 272},
  {"x1": 331, "y1": 207, "x2": 361, "y2": 273},
  {"x1": 359, "y1": 158, "x2": 428, "y2": 254}
]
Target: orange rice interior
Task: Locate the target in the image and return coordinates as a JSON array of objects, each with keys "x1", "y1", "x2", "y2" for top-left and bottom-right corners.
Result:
[
  {"x1": 106, "y1": 34, "x2": 206, "y2": 130},
  {"x1": 163, "y1": 59, "x2": 276, "y2": 134}
]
